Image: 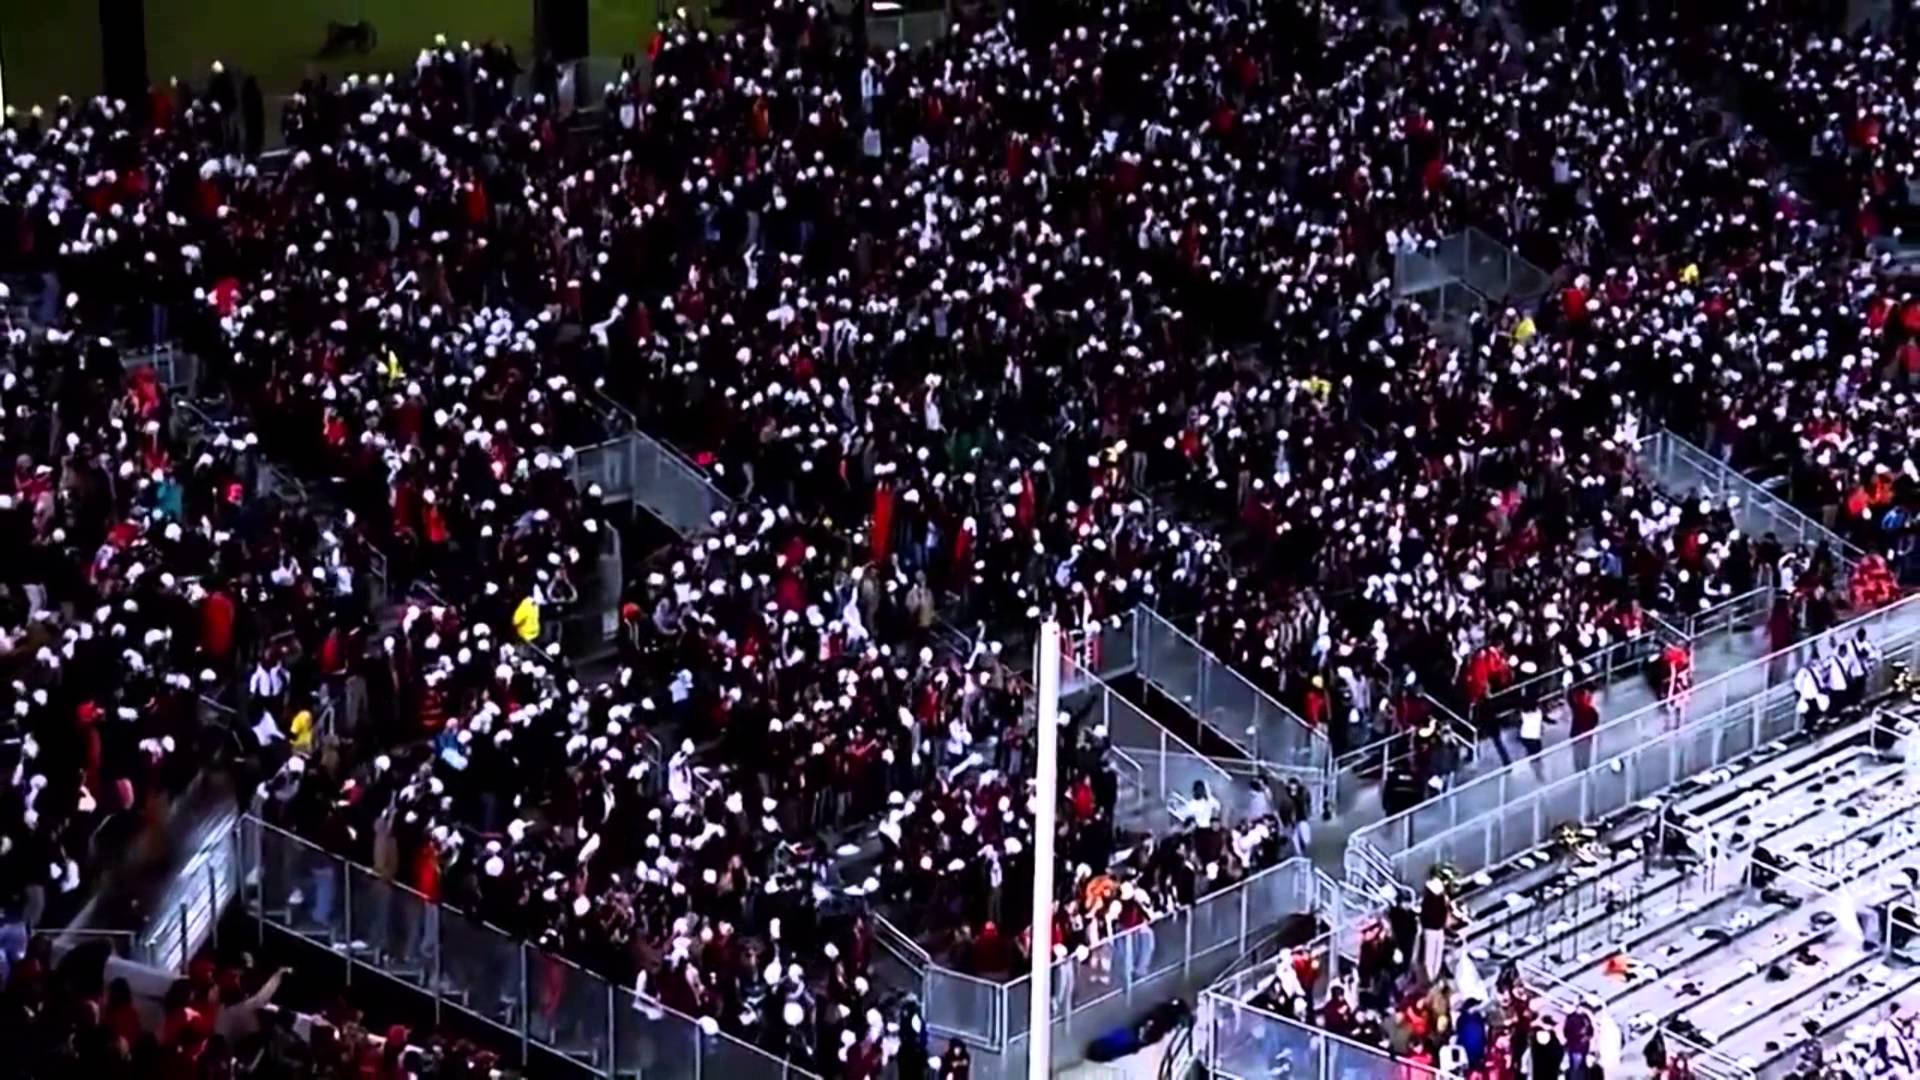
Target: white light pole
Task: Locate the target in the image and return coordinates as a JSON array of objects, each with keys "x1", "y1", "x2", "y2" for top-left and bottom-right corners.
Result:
[{"x1": 1029, "y1": 619, "x2": 1061, "y2": 1079}]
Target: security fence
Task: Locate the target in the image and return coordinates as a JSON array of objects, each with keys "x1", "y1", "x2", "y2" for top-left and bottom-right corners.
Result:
[
  {"x1": 888, "y1": 857, "x2": 1322, "y2": 1076},
  {"x1": 240, "y1": 816, "x2": 819, "y2": 1079},
  {"x1": 1638, "y1": 428, "x2": 1866, "y2": 571},
  {"x1": 139, "y1": 805, "x2": 246, "y2": 974},
  {"x1": 1345, "y1": 592, "x2": 1920, "y2": 889},
  {"x1": 1331, "y1": 693, "x2": 1477, "y2": 799},
  {"x1": 1069, "y1": 654, "x2": 1254, "y2": 835}
]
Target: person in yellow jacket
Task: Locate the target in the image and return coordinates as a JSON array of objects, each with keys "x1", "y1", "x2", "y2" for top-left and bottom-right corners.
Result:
[
  {"x1": 1511, "y1": 314, "x2": 1536, "y2": 345},
  {"x1": 513, "y1": 594, "x2": 542, "y2": 643},
  {"x1": 289, "y1": 709, "x2": 315, "y2": 753}
]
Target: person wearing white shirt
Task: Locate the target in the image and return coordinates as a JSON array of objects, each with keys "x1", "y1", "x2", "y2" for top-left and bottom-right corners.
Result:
[
  {"x1": 1173, "y1": 780, "x2": 1221, "y2": 831},
  {"x1": 1518, "y1": 705, "x2": 1546, "y2": 757},
  {"x1": 1795, "y1": 661, "x2": 1830, "y2": 720}
]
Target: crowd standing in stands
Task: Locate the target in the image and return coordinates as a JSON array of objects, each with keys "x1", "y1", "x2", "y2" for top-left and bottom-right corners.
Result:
[{"x1": 0, "y1": 0, "x2": 1918, "y2": 1075}]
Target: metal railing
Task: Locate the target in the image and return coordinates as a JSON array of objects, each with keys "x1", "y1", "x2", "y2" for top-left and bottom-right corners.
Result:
[
  {"x1": 123, "y1": 343, "x2": 197, "y2": 395},
  {"x1": 891, "y1": 857, "x2": 1319, "y2": 1063},
  {"x1": 241, "y1": 816, "x2": 820, "y2": 1079},
  {"x1": 568, "y1": 428, "x2": 733, "y2": 537},
  {"x1": 1068, "y1": 654, "x2": 1250, "y2": 835},
  {"x1": 1482, "y1": 631, "x2": 1659, "y2": 723},
  {"x1": 1129, "y1": 608, "x2": 1332, "y2": 788},
  {"x1": 1433, "y1": 226, "x2": 1553, "y2": 306},
  {"x1": 1638, "y1": 429, "x2": 1866, "y2": 571},
  {"x1": 1483, "y1": 587, "x2": 1775, "y2": 733},
  {"x1": 1345, "y1": 592, "x2": 1920, "y2": 888},
  {"x1": 1331, "y1": 701, "x2": 1477, "y2": 789},
  {"x1": 139, "y1": 810, "x2": 245, "y2": 974},
  {"x1": 1202, "y1": 994, "x2": 1449, "y2": 1080},
  {"x1": 44, "y1": 928, "x2": 138, "y2": 958},
  {"x1": 1677, "y1": 584, "x2": 1776, "y2": 643}
]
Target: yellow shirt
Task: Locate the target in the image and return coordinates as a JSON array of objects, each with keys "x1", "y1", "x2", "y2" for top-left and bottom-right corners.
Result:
[
  {"x1": 513, "y1": 597, "x2": 541, "y2": 643},
  {"x1": 1512, "y1": 316, "x2": 1536, "y2": 345}
]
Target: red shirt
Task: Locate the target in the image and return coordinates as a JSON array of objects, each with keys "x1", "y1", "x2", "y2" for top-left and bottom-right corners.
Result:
[{"x1": 201, "y1": 591, "x2": 236, "y2": 660}]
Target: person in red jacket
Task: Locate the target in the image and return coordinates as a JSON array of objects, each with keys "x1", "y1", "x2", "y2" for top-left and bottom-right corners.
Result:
[
  {"x1": 1568, "y1": 683, "x2": 1600, "y2": 771},
  {"x1": 201, "y1": 586, "x2": 236, "y2": 665}
]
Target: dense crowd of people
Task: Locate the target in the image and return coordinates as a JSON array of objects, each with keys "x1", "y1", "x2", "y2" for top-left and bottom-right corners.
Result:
[
  {"x1": 0, "y1": 923, "x2": 512, "y2": 1080},
  {"x1": 0, "y1": 0, "x2": 1917, "y2": 1075}
]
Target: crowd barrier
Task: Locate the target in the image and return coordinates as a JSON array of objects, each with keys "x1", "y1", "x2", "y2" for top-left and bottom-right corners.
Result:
[
  {"x1": 234, "y1": 816, "x2": 819, "y2": 1078},
  {"x1": 886, "y1": 857, "x2": 1322, "y2": 1074},
  {"x1": 1345, "y1": 592, "x2": 1920, "y2": 889},
  {"x1": 1331, "y1": 694, "x2": 1477, "y2": 795}
]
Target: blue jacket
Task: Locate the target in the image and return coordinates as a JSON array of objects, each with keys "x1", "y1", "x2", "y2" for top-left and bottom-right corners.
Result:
[{"x1": 1457, "y1": 1006, "x2": 1488, "y2": 1065}]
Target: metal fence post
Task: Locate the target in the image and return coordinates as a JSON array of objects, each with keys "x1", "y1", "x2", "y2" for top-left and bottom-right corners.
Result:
[
  {"x1": 431, "y1": 906, "x2": 443, "y2": 1026},
  {"x1": 1238, "y1": 879, "x2": 1251, "y2": 956},
  {"x1": 252, "y1": 820, "x2": 265, "y2": 946},
  {"x1": 343, "y1": 865, "x2": 353, "y2": 986},
  {"x1": 177, "y1": 903, "x2": 189, "y2": 974},
  {"x1": 606, "y1": 982, "x2": 618, "y2": 1078},
  {"x1": 520, "y1": 944, "x2": 531, "y2": 1066},
  {"x1": 1183, "y1": 912, "x2": 1194, "y2": 979},
  {"x1": 208, "y1": 862, "x2": 220, "y2": 949}
]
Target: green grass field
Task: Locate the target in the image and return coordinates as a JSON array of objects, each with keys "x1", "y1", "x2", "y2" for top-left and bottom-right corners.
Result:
[{"x1": 3, "y1": 0, "x2": 656, "y2": 122}]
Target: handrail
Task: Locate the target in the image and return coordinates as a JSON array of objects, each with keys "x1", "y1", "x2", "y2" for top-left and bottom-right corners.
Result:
[
  {"x1": 1200, "y1": 991, "x2": 1453, "y2": 1079},
  {"x1": 1348, "y1": 590, "x2": 1920, "y2": 880},
  {"x1": 1485, "y1": 631, "x2": 1652, "y2": 712},
  {"x1": 1067, "y1": 649, "x2": 1239, "y2": 798},
  {"x1": 1637, "y1": 428, "x2": 1866, "y2": 568},
  {"x1": 1418, "y1": 692, "x2": 1478, "y2": 753},
  {"x1": 1677, "y1": 584, "x2": 1774, "y2": 642},
  {"x1": 1133, "y1": 607, "x2": 1331, "y2": 774}
]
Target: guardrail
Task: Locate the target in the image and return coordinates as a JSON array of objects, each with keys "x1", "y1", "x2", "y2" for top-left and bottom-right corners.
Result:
[
  {"x1": 1129, "y1": 608, "x2": 1332, "y2": 790},
  {"x1": 1484, "y1": 586, "x2": 1775, "y2": 738},
  {"x1": 1202, "y1": 993, "x2": 1449, "y2": 1080},
  {"x1": 566, "y1": 429, "x2": 733, "y2": 538},
  {"x1": 1433, "y1": 226, "x2": 1553, "y2": 306},
  {"x1": 1345, "y1": 591, "x2": 1920, "y2": 888},
  {"x1": 1677, "y1": 584, "x2": 1776, "y2": 643},
  {"x1": 242, "y1": 816, "x2": 820, "y2": 1078},
  {"x1": 1066, "y1": 653, "x2": 1248, "y2": 836},
  {"x1": 1330, "y1": 701, "x2": 1477, "y2": 791},
  {"x1": 886, "y1": 856, "x2": 1318, "y2": 1070},
  {"x1": 44, "y1": 928, "x2": 138, "y2": 957},
  {"x1": 1483, "y1": 631, "x2": 1659, "y2": 724},
  {"x1": 1638, "y1": 428, "x2": 1865, "y2": 571}
]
